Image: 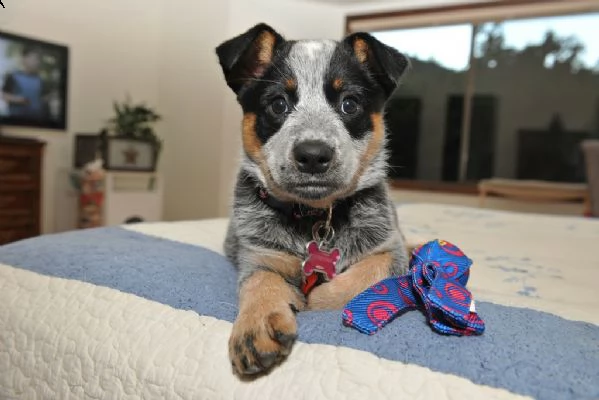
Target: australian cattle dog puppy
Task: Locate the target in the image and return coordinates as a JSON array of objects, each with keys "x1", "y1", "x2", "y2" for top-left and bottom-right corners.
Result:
[{"x1": 216, "y1": 23, "x2": 410, "y2": 376}]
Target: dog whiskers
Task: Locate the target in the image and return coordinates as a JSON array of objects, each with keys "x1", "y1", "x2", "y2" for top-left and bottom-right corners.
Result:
[
  {"x1": 233, "y1": 77, "x2": 285, "y2": 86},
  {"x1": 387, "y1": 164, "x2": 405, "y2": 174},
  {"x1": 270, "y1": 61, "x2": 289, "y2": 81}
]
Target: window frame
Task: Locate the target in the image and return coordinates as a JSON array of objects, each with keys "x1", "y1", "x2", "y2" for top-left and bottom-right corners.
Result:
[{"x1": 346, "y1": 0, "x2": 599, "y2": 194}]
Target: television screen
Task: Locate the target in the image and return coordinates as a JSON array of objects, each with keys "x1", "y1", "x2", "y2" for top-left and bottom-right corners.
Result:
[{"x1": 0, "y1": 30, "x2": 69, "y2": 130}]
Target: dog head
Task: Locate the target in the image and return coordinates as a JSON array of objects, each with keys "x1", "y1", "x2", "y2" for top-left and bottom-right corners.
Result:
[{"x1": 217, "y1": 23, "x2": 408, "y2": 208}]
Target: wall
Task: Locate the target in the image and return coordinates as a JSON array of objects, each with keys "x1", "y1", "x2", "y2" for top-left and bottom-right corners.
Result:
[
  {"x1": 1, "y1": 0, "x2": 162, "y2": 233},
  {"x1": 158, "y1": 0, "x2": 230, "y2": 221}
]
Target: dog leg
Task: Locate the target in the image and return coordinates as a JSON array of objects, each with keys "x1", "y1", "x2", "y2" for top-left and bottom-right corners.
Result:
[
  {"x1": 307, "y1": 252, "x2": 394, "y2": 310},
  {"x1": 229, "y1": 254, "x2": 304, "y2": 376}
]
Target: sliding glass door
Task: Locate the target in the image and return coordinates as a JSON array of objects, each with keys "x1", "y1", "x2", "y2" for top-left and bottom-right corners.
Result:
[{"x1": 371, "y1": 10, "x2": 599, "y2": 184}]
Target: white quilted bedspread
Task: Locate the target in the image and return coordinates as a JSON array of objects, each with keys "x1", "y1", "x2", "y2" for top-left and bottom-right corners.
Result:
[{"x1": 1, "y1": 266, "x2": 523, "y2": 400}]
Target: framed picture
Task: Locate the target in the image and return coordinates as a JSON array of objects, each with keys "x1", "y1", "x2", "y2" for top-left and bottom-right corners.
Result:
[
  {"x1": 74, "y1": 133, "x2": 101, "y2": 168},
  {"x1": 0, "y1": 30, "x2": 69, "y2": 130},
  {"x1": 104, "y1": 137, "x2": 157, "y2": 172}
]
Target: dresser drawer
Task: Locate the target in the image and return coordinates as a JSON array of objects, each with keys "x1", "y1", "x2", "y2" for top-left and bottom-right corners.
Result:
[
  {"x1": 0, "y1": 227, "x2": 35, "y2": 245},
  {"x1": 0, "y1": 137, "x2": 45, "y2": 244},
  {"x1": 0, "y1": 152, "x2": 40, "y2": 185},
  {"x1": 0, "y1": 209, "x2": 34, "y2": 228},
  {"x1": 0, "y1": 191, "x2": 36, "y2": 210}
]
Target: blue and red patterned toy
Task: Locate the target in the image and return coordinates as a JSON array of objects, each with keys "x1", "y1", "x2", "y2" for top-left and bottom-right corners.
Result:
[{"x1": 342, "y1": 239, "x2": 486, "y2": 336}]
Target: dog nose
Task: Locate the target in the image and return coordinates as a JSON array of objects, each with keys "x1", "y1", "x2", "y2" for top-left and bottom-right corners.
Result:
[{"x1": 293, "y1": 140, "x2": 333, "y2": 174}]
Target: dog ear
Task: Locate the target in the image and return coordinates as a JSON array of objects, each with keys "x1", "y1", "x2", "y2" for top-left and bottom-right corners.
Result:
[
  {"x1": 216, "y1": 23, "x2": 285, "y2": 94},
  {"x1": 344, "y1": 32, "x2": 409, "y2": 97}
]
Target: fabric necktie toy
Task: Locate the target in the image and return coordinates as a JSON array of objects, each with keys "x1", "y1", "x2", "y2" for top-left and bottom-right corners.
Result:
[{"x1": 342, "y1": 240, "x2": 485, "y2": 336}]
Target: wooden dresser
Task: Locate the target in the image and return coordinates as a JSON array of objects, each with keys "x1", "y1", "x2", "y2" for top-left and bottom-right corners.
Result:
[{"x1": 0, "y1": 136, "x2": 45, "y2": 245}]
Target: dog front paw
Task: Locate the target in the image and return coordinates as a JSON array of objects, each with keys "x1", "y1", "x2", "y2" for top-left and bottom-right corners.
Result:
[
  {"x1": 229, "y1": 304, "x2": 298, "y2": 376},
  {"x1": 307, "y1": 279, "x2": 346, "y2": 310}
]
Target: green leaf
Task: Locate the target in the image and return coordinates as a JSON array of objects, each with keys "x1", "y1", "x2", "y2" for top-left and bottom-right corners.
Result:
[{"x1": 106, "y1": 96, "x2": 162, "y2": 139}]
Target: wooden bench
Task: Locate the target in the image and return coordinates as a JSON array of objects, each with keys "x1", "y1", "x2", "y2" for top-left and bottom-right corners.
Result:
[{"x1": 478, "y1": 178, "x2": 591, "y2": 215}]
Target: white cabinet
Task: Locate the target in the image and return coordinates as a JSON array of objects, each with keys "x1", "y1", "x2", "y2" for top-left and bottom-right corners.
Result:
[
  {"x1": 75, "y1": 171, "x2": 163, "y2": 228},
  {"x1": 104, "y1": 172, "x2": 163, "y2": 225}
]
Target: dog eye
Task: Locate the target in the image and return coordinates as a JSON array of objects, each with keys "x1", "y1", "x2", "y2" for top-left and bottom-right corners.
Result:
[
  {"x1": 341, "y1": 97, "x2": 359, "y2": 115},
  {"x1": 270, "y1": 97, "x2": 289, "y2": 115}
]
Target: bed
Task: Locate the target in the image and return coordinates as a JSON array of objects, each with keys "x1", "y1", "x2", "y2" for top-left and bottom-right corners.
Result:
[{"x1": 1, "y1": 204, "x2": 598, "y2": 400}]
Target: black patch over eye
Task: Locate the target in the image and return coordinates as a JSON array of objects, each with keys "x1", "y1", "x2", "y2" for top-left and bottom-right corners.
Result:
[
  {"x1": 341, "y1": 97, "x2": 359, "y2": 115},
  {"x1": 270, "y1": 97, "x2": 289, "y2": 115}
]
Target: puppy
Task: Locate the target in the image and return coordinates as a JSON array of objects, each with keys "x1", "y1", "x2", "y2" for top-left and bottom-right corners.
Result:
[{"x1": 216, "y1": 23, "x2": 410, "y2": 376}]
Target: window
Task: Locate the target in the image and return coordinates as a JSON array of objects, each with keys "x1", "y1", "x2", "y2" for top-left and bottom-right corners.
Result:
[{"x1": 354, "y1": 2, "x2": 599, "y2": 185}]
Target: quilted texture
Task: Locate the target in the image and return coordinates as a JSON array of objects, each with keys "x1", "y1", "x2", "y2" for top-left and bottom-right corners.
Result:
[{"x1": 1, "y1": 265, "x2": 527, "y2": 400}]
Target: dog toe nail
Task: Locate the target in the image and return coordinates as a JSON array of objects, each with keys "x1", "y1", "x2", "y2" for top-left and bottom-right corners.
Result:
[
  {"x1": 244, "y1": 364, "x2": 263, "y2": 375},
  {"x1": 241, "y1": 355, "x2": 251, "y2": 370},
  {"x1": 274, "y1": 330, "x2": 297, "y2": 347},
  {"x1": 258, "y1": 352, "x2": 277, "y2": 368}
]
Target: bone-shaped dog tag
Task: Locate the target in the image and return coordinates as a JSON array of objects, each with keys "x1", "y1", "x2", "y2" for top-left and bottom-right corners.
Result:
[{"x1": 301, "y1": 241, "x2": 341, "y2": 295}]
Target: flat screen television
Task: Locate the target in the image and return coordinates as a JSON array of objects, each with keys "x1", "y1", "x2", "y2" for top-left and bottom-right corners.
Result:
[{"x1": 0, "y1": 30, "x2": 69, "y2": 130}]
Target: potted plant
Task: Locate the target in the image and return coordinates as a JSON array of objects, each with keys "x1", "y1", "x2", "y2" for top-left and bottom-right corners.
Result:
[{"x1": 102, "y1": 96, "x2": 163, "y2": 171}]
